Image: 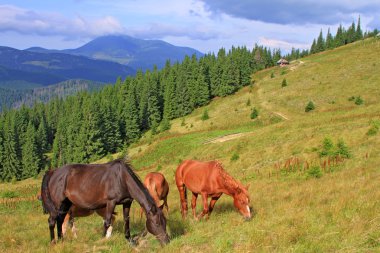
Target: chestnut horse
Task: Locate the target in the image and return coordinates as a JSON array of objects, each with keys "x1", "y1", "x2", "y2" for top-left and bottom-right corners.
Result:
[
  {"x1": 141, "y1": 172, "x2": 169, "y2": 217},
  {"x1": 62, "y1": 206, "x2": 116, "y2": 238},
  {"x1": 175, "y1": 160, "x2": 251, "y2": 220},
  {"x1": 40, "y1": 159, "x2": 169, "y2": 245}
]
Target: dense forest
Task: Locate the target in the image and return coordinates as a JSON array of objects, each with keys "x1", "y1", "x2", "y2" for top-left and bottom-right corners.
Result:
[
  {"x1": 0, "y1": 19, "x2": 378, "y2": 182},
  {"x1": 0, "y1": 80, "x2": 105, "y2": 111}
]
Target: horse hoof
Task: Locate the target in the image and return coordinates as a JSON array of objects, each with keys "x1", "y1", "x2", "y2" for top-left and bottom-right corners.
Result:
[
  {"x1": 128, "y1": 238, "x2": 137, "y2": 247},
  {"x1": 50, "y1": 239, "x2": 57, "y2": 245}
]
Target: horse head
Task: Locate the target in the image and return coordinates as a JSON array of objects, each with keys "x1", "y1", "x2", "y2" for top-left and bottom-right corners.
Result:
[
  {"x1": 145, "y1": 204, "x2": 170, "y2": 245},
  {"x1": 233, "y1": 184, "x2": 251, "y2": 220}
]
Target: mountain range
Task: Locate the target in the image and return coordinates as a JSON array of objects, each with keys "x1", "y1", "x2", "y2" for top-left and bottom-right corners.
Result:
[
  {"x1": 0, "y1": 35, "x2": 203, "y2": 90},
  {"x1": 28, "y1": 35, "x2": 203, "y2": 71}
]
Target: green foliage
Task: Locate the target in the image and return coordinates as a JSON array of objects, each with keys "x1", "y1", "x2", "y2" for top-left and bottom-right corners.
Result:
[
  {"x1": 319, "y1": 137, "x2": 351, "y2": 159},
  {"x1": 355, "y1": 96, "x2": 364, "y2": 105},
  {"x1": 0, "y1": 190, "x2": 19, "y2": 198},
  {"x1": 348, "y1": 96, "x2": 355, "y2": 101},
  {"x1": 305, "y1": 101, "x2": 315, "y2": 112},
  {"x1": 281, "y1": 78, "x2": 287, "y2": 87},
  {"x1": 250, "y1": 107, "x2": 259, "y2": 119},
  {"x1": 367, "y1": 120, "x2": 380, "y2": 136},
  {"x1": 336, "y1": 139, "x2": 352, "y2": 159},
  {"x1": 270, "y1": 72, "x2": 275, "y2": 78},
  {"x1": 319, "y1": 137, "x2": 335, "y2": 157},
  {"x1": 246, "y1": 98, "x2": 251, "y2": 106},
  {"x1": 307, "y1": 166, "x2": 323, "y2": 179},
  {"x1": 230, "y1": 153, "x2": 240, "y2": 161},
  {"x1": 201, "y1": 109, "x2": 209, "y2": 121}
]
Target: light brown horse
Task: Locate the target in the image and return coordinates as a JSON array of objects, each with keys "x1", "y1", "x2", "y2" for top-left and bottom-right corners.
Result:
[
  {"x1": 175, "y1": 160, "x2": 251, "y2": 220},
  {"x1": 142, "y1": 172, "x2": 169, "y2": 216},
  {"x1": 62, "y1": 206, "x2": 116, "y2": 238}
]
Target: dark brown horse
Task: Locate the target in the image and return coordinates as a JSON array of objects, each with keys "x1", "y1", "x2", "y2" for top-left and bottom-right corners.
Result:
[
  {"x1": 62, "y1": 206, "x2": 116, "y2": 238},
  {"x1": 40, "y1": 159, "x2": 169, "y2": 245},
  {"x1": 141, "y1": 172, "x2": 169, "y2": 217},
  {"x1": 175, "y1": 160, "x2": 251, "y2": 220}
]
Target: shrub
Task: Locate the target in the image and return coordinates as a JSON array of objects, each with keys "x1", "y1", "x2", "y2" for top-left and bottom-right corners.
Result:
[
  {"x1": 250, "y1": 107, "x2": 259, "y2": 119},
  {"x1": 230, "y1": 153, "x2": 240, "y2": 161},
  {"x1": 307, "y1": 166, "x2": 323, "y2": 179},
  {"x1": 246, "y1": 98, "x2": 251, "y2": 106},
  {"x1": 319, "y1": 137, "x2": 335, "y2": 157},
  {"x1": 355, "y1": 96, "x2": 364, "y2": 105},
  {"x1": 335, "y1": 139, "x2": 352, "y2": 158},
  {"x1": 305, "y1": 101, "x2": 315, "y2": 112},
  {"x1": 281, "y1": 78, "x2": 287, "y2": 87},
  {"x1": 367, "y1": 120, "x2": 380, "y2": 136},
  {"x1": 348, "y1": 96, "x2": 355, "y2": 101},
  {"x1": 160, "y1": 118, "x2": 171, "y2": 131},
  {"x1": 201, "y1": 109, "x2": 209, "y2": 121},
  {"x1": 270, "y1": 72, "x2": 275, "y2": 78}
]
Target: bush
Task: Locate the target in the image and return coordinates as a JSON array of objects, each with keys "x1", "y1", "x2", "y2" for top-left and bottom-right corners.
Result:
[
  {"x1": 348, "y1": 96, "x2": 355, "y2": 101},
  {"x1": 305, "y1": 101, "x2": 315, "y2": 112},
  {"x1": 355, "y1": 96, "x2": 364, "y2": 105},
  {"x1": 160, "y1": 118, "x2": 171, "y2": 131},
  {"x1": 319, "y1": 137, "x2": 335, "y2": 157},
  {"x1": 307, "y1": 166, "x2": 323, "y2": 179},
  {"x1": 335, "y1": 139, "x2": 352, "y2": 158},
  {"x1": 367, "y1": 120, "x2": 380, "y2": 136},
  {"x1": 246, "y1": 98, "x2": 251, "y2": 106},
  {"x1": 281, "y1": 78, "x2": 287, "y2": 87},
  {"x1": 250, "y1": 107, "x2": 259, "y2": 119},
  {"x1": 271, "y1": 72, "x2": 275, "y2": 78},
  {"x1": 201, "y1": 109, "x2": 209, "y2": 121},
  {"x1": 230, "y1": 153, "x2": 240, "y2": 161}
]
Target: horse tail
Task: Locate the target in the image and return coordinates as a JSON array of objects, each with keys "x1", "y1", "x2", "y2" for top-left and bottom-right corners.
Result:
[{"x1": 41, "y1": 170, "x2": 55, "y2": 214}]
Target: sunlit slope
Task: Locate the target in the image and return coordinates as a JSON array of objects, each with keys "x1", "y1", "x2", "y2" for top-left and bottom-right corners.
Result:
[{"x1": 1, "y1": 38, "x2": 379, "y2": 252}]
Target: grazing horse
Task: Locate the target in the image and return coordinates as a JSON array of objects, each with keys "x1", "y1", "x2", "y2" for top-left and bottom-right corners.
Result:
[
  {"x1": 62, "y1": 206, "x2": 116, "y2": 238},
  {"x1": 141, "y1": 172, "x2": 169, "y2": 217},
  {"x1": 40, "y1": 159, "x2": 169, "y2": 245},
  {"x1": 175, "y1": 160, "x2": 251, "y2": 220}
]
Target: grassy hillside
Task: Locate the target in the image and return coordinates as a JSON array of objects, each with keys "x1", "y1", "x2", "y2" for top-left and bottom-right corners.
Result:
[{"x1": 1, "y1": 38, "x2": 379, "y2": 252}]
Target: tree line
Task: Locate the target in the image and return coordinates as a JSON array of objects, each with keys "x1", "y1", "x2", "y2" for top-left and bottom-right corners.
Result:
[
  {"x1": 0, "y1": 45, "x2": 281, "y2": 182},
  {"x1": 284, "y1": 17, "x2": 379, "y2": 61}
]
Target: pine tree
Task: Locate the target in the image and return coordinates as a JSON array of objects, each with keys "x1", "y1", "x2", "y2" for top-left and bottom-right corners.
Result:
[
  {"x1": 316, "y1": 30, "x2": 326, "y2": 52},
  {"x1": 326, "y1": 28, "x2": 334, "y2": 50},
  {"x1": 124, "y1": 86, "x2": 141, "y2": 145},
  {"x1": 37, "y1": 118, "x2": 49, "y2": 153},
  {"x1": 356, "y1": 16, "x2": 363, "y2": 41},
  {"x1": 0, "y1": 120, "x2": 5, "y2": 181},
  {"x1": 21, "y1": 122, "x2": 40, "y2": 179},
  {"x1": 2, "y1": 113, "x2": 21, "y2": 181}
]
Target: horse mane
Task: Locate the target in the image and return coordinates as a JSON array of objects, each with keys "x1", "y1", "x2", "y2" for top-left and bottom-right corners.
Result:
[
  {"x1": 214, "y1": 162, "x2": 246, "y2": 195},
  {"x1": 115, "y1": 159, "x2": 156, "y2": 210}
]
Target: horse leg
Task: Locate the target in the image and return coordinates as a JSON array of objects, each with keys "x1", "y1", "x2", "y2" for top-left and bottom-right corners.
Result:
[
  {"x1": 57, "y1": 199, "x2": 72, "y2": 240},
  {"x1": 207, "y1": 195, "x2": 222, "y2": 218},
  {"x1": 62, "y1": 213, "x2": 69, "y2": 237},
  {"x1": 48, "y1": 214, "x2": 57, "y2": 243},
  {"x1": 122, "y1": 199, "x2": 135, "y2": 245},
  {"x1": 177, "y1": 185, "x2": 188, "y2": 219},
  {"x1": 104, "y1": 200, "x2": 116, "y2": 238},
  {"x1": 191, "y1": 192, "x2": 198, "y2": 220},
  {"x1": 70, "y1": 215, "x2": 77, "y2": 239},
  {"x1": 197, "y1": 192, "x2": 209, "y2": 220}
]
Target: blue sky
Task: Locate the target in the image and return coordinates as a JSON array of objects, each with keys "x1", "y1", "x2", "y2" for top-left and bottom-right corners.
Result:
[{"x1": 0, "y1": 0, "x2": 379, "y2": 53}]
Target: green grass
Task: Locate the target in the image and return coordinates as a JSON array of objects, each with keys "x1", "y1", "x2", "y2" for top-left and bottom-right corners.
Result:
[{"x1": 1, "y1": 38, "x2": 380, "y2": 252}]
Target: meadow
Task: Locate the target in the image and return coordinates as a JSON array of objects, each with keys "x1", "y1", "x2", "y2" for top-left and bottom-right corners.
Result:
[{"x1": 1, "y1": 38, "x2": 379, "y2": 252}]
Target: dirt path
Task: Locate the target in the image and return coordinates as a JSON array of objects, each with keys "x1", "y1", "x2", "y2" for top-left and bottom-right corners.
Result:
[{"x1": 203, "y1": 132, "x2": 250, "y2": 144}]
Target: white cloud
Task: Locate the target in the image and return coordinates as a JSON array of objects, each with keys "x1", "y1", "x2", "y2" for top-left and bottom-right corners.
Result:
[{"x1": 0, "y1": 4, "x2": 125, "y2": 39}]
